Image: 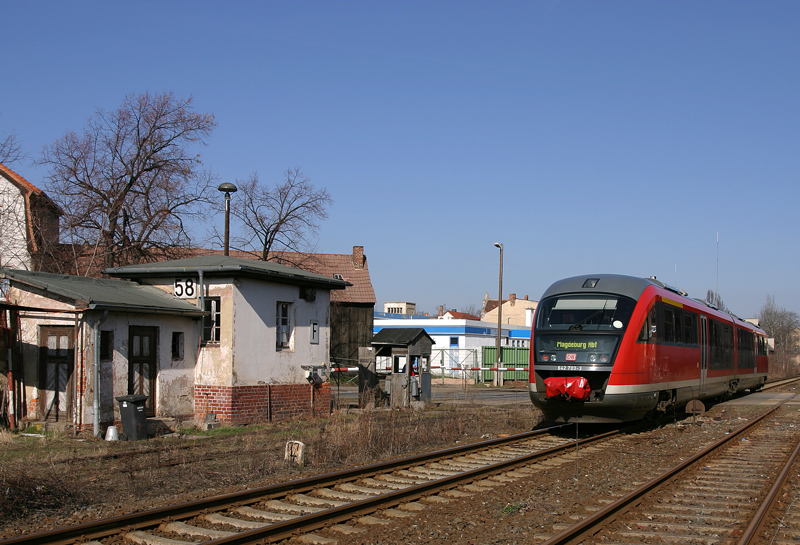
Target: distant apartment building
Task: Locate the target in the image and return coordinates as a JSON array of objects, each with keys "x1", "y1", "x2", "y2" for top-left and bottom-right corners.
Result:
[
  {"x1": 482, "y1": 293, "x2": 538, "y2": 327},
  {"x1": 383, "y1": 301, "x2": 416, "y2": 315}
]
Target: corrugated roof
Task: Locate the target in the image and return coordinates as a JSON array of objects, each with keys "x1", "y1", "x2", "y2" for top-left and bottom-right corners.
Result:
[
  {"x1": 104, "y1": 254, "x2": 349, "y2": 290},
  {"x1": 0, "y1": 269, "x2": 205, "y2": 316},
  {"x1": 372, "y1": 328, "x2": 432, "y2": 346}
]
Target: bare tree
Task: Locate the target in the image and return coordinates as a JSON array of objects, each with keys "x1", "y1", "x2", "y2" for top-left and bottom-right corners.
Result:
[
  {"x1": 758, "y1": 295, "x2": 800, "y2": 348},
  {"x1": 228, "y1": 168, "x2": 332, "y2": 261},
  {"x1": 0, "y1": 114, "x2": 25, "y2": 166},
  {"x1": 40, "y1": 92, "x2": 216, "y2": 273},
  {"x1": 758, "y1": 295, "x2": 800, "y2": 378},
  {"x1": 705, "y1": 290, "x2": 729, "y2": 312}
]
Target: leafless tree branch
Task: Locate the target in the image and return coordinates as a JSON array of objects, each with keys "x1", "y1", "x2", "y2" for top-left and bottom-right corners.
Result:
[
  {"x1": 39, "y1": 92, "x2": 216, "y2": 271},
  {"x1": 227, "y1": 168, "x2": 333, "y2": 260}
]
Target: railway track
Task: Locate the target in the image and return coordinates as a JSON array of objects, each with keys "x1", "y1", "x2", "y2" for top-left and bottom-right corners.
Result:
[
  {"x1": 540, "y1": 397, "x2": 800, "y2": 544},
  {"x1": 8, "y1": 387, "x2": 800, "y2": 545},
  {"x1": 0, "y1": 424, "x2": 626, "y2": 545}
]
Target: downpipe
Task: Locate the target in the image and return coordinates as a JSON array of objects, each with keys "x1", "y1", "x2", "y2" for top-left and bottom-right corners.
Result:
[{"x1": 92, "y1": 310, "x2": 109, "y2": 437}]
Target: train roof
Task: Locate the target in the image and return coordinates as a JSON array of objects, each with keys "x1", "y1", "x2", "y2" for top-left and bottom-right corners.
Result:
[
  {"x1": 540, "y1": 274, "x2": 657, "y2": 302},
  {"x1": 540, "y1": 274, "x2": 764, "y2": 333}
]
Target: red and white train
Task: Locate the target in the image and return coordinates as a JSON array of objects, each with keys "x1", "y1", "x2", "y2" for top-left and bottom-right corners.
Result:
[{"x1": 529, "y1": 274, "x2": 768, "y2": 423}]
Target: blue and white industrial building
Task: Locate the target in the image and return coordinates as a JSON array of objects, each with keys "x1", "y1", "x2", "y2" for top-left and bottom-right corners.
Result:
[{"x1": 373, "y1": 312, "x2": 531, "y2": 377}]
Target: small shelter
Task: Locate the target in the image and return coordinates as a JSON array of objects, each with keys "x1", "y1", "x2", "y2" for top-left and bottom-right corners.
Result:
[{"x1": 371, "y1": 328, "x2": 433, "y2": 409}]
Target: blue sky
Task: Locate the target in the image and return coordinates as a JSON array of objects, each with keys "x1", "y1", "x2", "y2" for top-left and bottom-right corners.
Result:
[{"x1": 2, "y1": 1, "x2": 798, "y2": 318}]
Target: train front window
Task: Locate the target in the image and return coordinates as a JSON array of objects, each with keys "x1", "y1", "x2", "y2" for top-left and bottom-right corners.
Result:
[{"x1": 537, "y1": 295, "x2": 637, "y2": 331}]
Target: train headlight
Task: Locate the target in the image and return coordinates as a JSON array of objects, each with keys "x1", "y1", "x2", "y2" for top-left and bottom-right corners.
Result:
[
  {"x1": 600, "y1": 354, "x2": 610, "y2": 363},
  {"x1": 589, "y1": 354, "x2": 598, "y2": 363}
]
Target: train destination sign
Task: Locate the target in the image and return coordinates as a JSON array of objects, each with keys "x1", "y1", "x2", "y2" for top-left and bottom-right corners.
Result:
[{"x1": 555, "y1": 340, "x2": 599, "y2": 350}]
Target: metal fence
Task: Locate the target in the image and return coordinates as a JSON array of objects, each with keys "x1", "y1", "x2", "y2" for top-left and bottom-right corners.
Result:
[
  {"x1": 429, "y1": 346, "x2": 529, "y2": 383},
  {"x1": 333, "y1": 346, "x2": 530, "y2": 384}
]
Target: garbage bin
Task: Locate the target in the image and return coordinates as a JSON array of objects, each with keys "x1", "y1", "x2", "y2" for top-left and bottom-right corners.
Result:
[{"x1": 115, "y1": 394, "x2": 148, "y2": 441}]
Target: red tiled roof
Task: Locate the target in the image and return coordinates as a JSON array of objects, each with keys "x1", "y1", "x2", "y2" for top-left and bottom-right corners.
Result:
[
  {"x1": 0, "y1": 163, "x2": 43, "y2": 196},
  {"x1": 188, "y1": 247, "x2": 376, "y2": 305},
  {"x1": 445, "y1": 311, "x2": 481, "y2": 320}
]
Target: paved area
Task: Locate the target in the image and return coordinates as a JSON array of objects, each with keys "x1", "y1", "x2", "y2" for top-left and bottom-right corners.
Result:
[{"x1": 723, "y1": 391, "x2": 800, "y2": 406}]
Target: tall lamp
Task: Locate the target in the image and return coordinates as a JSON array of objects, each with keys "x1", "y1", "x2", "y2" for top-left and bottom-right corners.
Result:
[
  {"x1": 493, "y1": 242, "x2": 504, "y2": 387},
  {"x1": 218, "y1": 182, "x2": 237, "y2": 256}
]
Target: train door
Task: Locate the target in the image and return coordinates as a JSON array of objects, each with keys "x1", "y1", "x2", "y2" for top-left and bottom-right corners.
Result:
[
  {"x1": 699, "y1": 316, "x2": 708, "y2": 395},
  {"x1": 128, "y1": 326, "x2": 158, "y2": 417},
  {"x1": 39, "y1": 326, "x2": 74, "y2": 423}
]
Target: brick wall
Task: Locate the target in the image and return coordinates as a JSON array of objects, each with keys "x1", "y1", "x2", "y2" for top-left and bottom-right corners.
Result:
[{"x1": 194, "y1": 383, "x2": 331, "y2": 425}]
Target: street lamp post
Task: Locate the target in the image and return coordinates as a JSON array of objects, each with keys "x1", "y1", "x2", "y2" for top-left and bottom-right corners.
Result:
[
  {"x1": 493, "y1": 242, "x2": 504, "y2": 387},
  {"x1": 218, "y1": 182, "x2": 238, "y2": 256}
]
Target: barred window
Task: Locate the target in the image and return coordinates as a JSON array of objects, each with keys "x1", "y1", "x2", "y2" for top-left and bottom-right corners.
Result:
[
  {"x1": 202, "y1": 297, "x2": 221, "y2": 344},
  {"x1": 276, "y1": 302, "x2": 293, "y2": 350}
]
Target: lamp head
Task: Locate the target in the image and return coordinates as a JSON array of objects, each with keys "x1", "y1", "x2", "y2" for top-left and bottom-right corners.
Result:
[{"x1": 218, "y1": 182, "x2": 238, "y2": 194}]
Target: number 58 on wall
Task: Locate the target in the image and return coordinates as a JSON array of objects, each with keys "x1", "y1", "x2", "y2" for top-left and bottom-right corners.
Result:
[{"x1": 174, "y1": 278, "x2": 197, "y2": 299}]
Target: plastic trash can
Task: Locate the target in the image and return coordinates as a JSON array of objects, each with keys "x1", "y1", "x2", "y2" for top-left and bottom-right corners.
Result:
[{"x1": 115, "y1": 394, "x2": 149, "y2": 441}]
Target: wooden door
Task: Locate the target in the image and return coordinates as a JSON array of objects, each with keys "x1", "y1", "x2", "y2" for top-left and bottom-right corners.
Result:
[
  {"x1": 128, "y1": 326, "x2": 158, "y2": 417},
  {"x1": 39, "y1": 327, "x2": 74, "y2": 422}
]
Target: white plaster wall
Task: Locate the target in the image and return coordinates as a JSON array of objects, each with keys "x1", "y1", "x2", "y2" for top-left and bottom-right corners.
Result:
[
  {"x1": 10, "y1": 287, "x2": 199, "y2": 424},
  {"x1": 0, "y1": 175, "x2": 32, "y2": 270},
  {"x1": 98, "y1": 312, "x2": 199, "y2": 421},
  {"x1": 193, "y1": 280, "x2": 235, "y2": 387},
  {"x1": 233, "y1": 278, "x2": 331, "y2": 384}
]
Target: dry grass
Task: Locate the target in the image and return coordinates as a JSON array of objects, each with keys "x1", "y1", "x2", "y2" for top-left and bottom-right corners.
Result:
[{"x1": 0, "y1": 403, "x2": 540, "y2": 530}]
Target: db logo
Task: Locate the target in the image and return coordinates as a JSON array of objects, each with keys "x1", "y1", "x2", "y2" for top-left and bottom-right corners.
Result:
[{"x1": 566, "y1": 353, "x2": 577, "y2": 361}]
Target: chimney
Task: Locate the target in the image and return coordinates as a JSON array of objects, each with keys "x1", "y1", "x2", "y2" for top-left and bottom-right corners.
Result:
[
  {"x1": 352, "y1": 246, "x2": 365, "y2": 270},
  {"x1": 510, "y1": 293, "x2": 516, "y2": 305},
  {"x1": 439, "y1": 305, "x2": 444, "y2": 317}
]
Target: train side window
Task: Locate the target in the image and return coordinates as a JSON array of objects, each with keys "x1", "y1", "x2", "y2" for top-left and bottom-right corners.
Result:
[
  {"x1": 638, "y1": 306, "x2": 657, "y2": 344},
  {"x1": 663, "y1": 307, "x2": 675, "y2": 343},
  {"x1": 683, "y1": 313, "x2": 698, "y2": 346},
  {"x1": 662, "y1": 305, "x2": 685, "y2": 344},
  {"x1": 737, "y1": 330, "x2": 755, "y2": 369},
  {"x1": 758, "y1": 335, "x2": 767, "y2": 356},
  {"x1": 710, "y1": 320, "x2": 734, "y2": 370}
]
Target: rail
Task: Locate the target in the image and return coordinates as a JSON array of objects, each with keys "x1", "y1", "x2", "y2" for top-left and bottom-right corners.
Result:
[
  {"x1": 4, "y1": 424, "x2": 627, "y2": 545},
  {"x1": 541, "y1": 398, "x2": 799, "y2": 544}
]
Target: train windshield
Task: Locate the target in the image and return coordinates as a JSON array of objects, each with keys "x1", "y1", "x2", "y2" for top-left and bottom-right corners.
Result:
[{"x1": 536, "y1": 295, "x2": 637, "y2": 332}]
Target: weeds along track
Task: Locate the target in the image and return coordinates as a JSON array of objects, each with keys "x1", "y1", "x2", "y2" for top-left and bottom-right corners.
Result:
[
  {"x1": 0, "y1": 425, "x2": 625, "y2": 545},
  {"x1": 541, "y1": 400, "x2": 800, "y2": 545}
]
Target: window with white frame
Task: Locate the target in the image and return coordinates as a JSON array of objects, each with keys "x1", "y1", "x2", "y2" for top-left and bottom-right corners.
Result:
[
  {"x1": 276, "y1": 302, "x2": 293, "y2": 350},
  {"x1": 202, "y1": 297, "x2": 221, "y2": 344}
]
